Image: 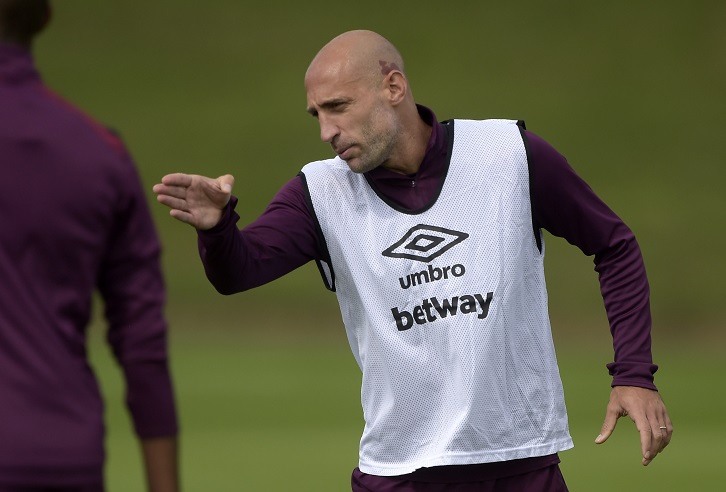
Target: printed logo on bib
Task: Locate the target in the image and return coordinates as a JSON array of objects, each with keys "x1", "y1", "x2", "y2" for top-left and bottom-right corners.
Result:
[
  {"x1": 391, "y1": 293, "x2": 494, "y2": 331},
  {"x1": 381, "y1": 224, "x2": 493, "y2": 331},
  {"x1": 382, "y1": 224, "x2": 469, "y2": 263}
]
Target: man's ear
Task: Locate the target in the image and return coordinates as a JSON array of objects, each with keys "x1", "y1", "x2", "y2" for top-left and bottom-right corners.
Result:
[{"x1": 385, "y1": 71, "x2": 408, "y2": 106}]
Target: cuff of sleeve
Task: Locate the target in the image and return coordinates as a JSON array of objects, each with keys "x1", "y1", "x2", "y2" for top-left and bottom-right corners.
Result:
[
  {"x1": 607, "y1": 361, "x2": 659, "y2": 391},
  {"x1": 198, "y1": 195, "x2": 239, "y2": 235},
  {"x1": 196, "y1": 196, "x2": 240, "y2": 250},
  {"x1": 124, "y1": 361, "x2": 179, "y2": 438}
]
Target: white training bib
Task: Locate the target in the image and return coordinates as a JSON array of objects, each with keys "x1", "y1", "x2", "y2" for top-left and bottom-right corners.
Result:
[{"x1": 301, "y1": 119, "x2": 573, "y2": 476}]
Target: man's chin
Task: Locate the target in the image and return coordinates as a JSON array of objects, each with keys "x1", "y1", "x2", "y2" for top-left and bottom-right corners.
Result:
[
  {"x1": 344, "y1": 158, "x2": 378, "y2": 174},
  {"x1": 343, "y1": 159, "x2": 363, "y2": 174}
]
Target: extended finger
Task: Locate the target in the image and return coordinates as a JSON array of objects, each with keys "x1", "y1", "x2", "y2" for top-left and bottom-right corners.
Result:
[
  {"x1": 643, "y1": 419, "x2": 668, "y2": 465},
  {"x1": 623, "y1": 408, "x2": 654, "y2": 466},
  {"x1": 646, "y1": 404, "x2": 674, "y2": 461},
  {"x1": 643, "y1": 423, "x2": 669, "y2": 466},
  {"x1": 156, "y1": 194, "x2": 189, "y2": 212},
  {"x1": 161, "y1": 173, "x2": 194, "y2": 187},
  {"x1": 595, "y1": 409, "x2": 619, "y2": 444},
  {"x1": 169, "y1": 208, "x2": 194, "y2": 225},
  {"x1": 641, "y1": 412, "x2": 673, "y2": 465},
  {"x1": 153, "y1": 183, "x2": 189, "y2": 200}
]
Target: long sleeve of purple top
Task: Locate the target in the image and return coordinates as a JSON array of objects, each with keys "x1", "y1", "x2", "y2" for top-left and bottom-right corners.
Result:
[{"x1": 197, "y1": 112, "x2": 657, "y2": 391}]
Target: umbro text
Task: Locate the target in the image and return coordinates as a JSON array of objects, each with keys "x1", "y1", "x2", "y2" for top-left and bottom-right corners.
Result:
[{"x1": 398, "y1": 264, "x2": 466, "y2": 289}]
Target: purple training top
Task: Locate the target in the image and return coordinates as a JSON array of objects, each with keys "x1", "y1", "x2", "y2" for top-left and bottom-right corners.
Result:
[
  {"x1": 197, "y1": 106, "x2": 657, "y2": 478},
  {"x1": 0, "y1": 43, "x2": 177, "y2": 487}
]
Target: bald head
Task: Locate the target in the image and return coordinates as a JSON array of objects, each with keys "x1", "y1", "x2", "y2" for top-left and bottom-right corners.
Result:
[
  {"x1": 304, "y1": 30, "x2": 430, "y2": 175},
  {"x1": 306, "y1": 30, "x2": 405, "y2": 92}
]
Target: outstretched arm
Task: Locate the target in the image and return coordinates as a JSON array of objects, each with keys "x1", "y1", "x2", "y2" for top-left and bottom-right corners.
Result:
[
  {"x1": 595, "y1": 386, "x2": 673, "y2": 465},
  {"x1": 197, "y1": 176, "x2": 322, "y2": 294},
  {"x1": 153, "y1": 173, "x2": 235, "y2": 230}
]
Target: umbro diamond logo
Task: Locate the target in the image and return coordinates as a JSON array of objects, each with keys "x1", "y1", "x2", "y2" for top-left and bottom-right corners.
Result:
[{"x1": 382, "y1": 225, "x2": 469, "y2": 263}]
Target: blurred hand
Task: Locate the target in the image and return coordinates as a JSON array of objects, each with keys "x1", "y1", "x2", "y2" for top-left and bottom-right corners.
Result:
[
  {"x1": 595, "y1": 386, "x2": 673, "y2": 466},
  {"x1": 153, "y1": 173, "x2": 235, "y2": 230}
]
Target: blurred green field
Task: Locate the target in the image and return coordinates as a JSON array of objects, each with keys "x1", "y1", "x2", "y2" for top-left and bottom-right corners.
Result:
[
  {"x1": 88, "y1": 326, "x2": 725, "y2": 491},
  {"x1": 36, "y1": 0, "x2": 726, "y2": 329},
  {"x1": 28, "y1": 0, "x2": 726, "y2": 490}
]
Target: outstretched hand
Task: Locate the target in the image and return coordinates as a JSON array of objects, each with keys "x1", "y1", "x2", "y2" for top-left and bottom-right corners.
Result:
[
  {"x1": 152, "y1": 173, "x2": 235, "y2": 230},
  {"x1": 595, "y1": 386, "x2": 673, "y2": 466}
]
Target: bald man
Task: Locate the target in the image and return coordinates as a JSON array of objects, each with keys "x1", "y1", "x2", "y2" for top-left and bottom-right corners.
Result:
[{"x1": 154, "y1": 30, "x2": 672, "y2": 491}]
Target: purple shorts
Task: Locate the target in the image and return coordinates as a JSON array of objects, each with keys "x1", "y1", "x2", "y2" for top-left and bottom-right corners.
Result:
[{"x1": 351, "y1": 463, "x2": 569, "y2": 492}]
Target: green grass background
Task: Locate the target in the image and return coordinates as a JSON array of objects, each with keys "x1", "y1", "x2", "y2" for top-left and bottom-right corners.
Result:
[{"x1": 29, "y1": 0, "x2": 726, "y2": 490}]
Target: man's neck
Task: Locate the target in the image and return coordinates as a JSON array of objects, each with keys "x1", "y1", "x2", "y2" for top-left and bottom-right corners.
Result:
[{"x1": 378, "y1": 106, "x2": 434, "y2": 175}]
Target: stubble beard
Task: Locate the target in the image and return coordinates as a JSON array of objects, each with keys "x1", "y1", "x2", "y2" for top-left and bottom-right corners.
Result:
[{"x1": 346, "y1": 112, "x2": 399, "y2": 174}]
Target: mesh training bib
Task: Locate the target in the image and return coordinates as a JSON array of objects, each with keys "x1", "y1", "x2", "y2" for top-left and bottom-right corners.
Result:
[{"x1": 301, "y1": 119, "x2": 573, "y2": 476}]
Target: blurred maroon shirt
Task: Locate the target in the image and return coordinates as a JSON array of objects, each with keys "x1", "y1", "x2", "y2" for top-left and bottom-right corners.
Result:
[{"x1": 0, "y1": 43, "x2": 177, "y2": 486}]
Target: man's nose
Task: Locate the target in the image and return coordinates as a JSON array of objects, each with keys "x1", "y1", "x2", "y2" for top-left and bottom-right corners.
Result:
[{"x1": 319, "y1": 115, "x2": 339, "y2": 143}]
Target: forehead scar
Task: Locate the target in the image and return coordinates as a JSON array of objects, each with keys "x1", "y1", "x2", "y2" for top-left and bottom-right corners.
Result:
[{"x1": 379, "y1": 60, "x2": 401, "y2": 75}]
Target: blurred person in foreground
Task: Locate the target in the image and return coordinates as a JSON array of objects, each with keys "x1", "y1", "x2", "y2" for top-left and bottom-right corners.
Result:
[
  {"x1": 0, "y1": 1, "x2": 179, "y2": 491},
  {"x1": 153, "y1": 30, "x2": 672, "y2": 491}
]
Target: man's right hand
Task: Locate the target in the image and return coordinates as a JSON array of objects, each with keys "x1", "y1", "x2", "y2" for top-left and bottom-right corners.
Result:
[{"x1": 152, "y1": 173, "x2": 235, "y2": 230}]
